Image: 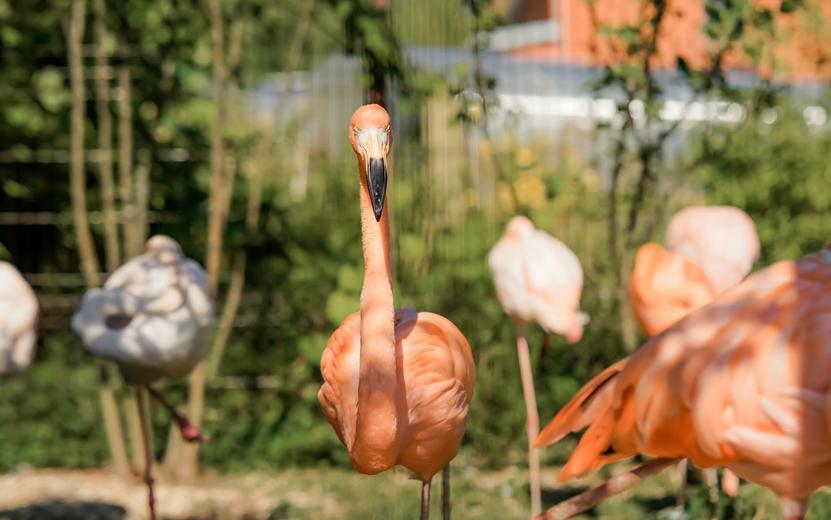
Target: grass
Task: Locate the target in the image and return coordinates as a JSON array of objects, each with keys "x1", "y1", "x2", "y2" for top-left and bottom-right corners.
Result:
[{"x1": 239, "y1": 461, "x2": 831, "y2": 520}]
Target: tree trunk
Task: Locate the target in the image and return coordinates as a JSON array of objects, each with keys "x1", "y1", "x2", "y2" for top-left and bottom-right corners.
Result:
[
  {"x1": 93, "y1": 0, "x2": 119, "y2": 272},
  {"x1": 175, "y1": 0, "x2": 226, "y2": 483},
  {"x1": 64, "y1": 0, "x2": 131, "y2": 480},
  {"x1": 68, "y1": 0, "x2": 100, "y2": 287},
  {"x1": 97, "y1": 363, "x2": 132, "y2": 480},
  {"x1": 118, "y1": 66, "x2": 139, "y2": 259},
  {"x1": 203, "y1": 0, "x2": 227, "y2": 293}
]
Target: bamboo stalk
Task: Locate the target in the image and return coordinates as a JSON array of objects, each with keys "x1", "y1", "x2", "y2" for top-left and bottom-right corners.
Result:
[
  {"x1": 123, "y1": 390, "x2": 145, "y2": 472},
  {"x1": 67, "y1": 0, "x2": 101, "y2": 288},
  {"x1": 93, "y1": 0, "x2": 119, "y2": 271},
  {"x1": 63, "y1": 0, "x2": 131, "y2": 480},
  {"x1": 204, "y1": 0, "x2": 227, "y2": 293},
  {"x1": 175, "y1": 0, "x2": 227, "y2": 483},
  {"x1": 133, "y1": 149, "x2": 151, "y2": 252},
  {"x1": 117, "y1": 66, "x2": 137, "y2": 259},
  {"x1": 97, "y1": 363, "x2": 132, "y2": 480}
]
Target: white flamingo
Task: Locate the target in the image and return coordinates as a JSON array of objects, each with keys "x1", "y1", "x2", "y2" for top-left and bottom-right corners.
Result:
[
  {"x1": 72, "y1": 235, "x2": 215, "y2": 520},
  {"x1": 0, "y1": 261, "x2": 39, "y2": 374},
  {"x1": 488, "y1": 215, "x2": 588, "y2": 516}
]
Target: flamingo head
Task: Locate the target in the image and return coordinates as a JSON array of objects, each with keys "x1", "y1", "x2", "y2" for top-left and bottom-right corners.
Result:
[
  {"x1": 350, "y1": 104, "x2": 392, "y2": 222},
  {"x1": 505, "y1": 215, "x2": 535, "y2": 238}
]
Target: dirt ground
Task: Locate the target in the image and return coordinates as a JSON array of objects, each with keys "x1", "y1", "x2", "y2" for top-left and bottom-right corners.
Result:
[{"x1": 0, "y1": 468, "x2": 300, "y2": 520}]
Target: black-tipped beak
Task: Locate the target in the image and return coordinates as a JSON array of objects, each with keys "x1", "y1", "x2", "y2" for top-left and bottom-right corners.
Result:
[{"x1": 367, "y1": 158, "x2": 387, "y2": 221}]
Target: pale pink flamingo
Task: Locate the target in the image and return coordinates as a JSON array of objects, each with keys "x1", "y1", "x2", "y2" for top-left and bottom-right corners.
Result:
[
  {"x1": 72, "y1": 235, "x2": 215, "y2": 520},
  {"x1": 630, "y1": 206, "x2": 759, "y2": 496},
  {"x1": 0, "y1": 261, "x2": 39, "y2": 374},
  {"x1": 318, "y1": 105, "x2": 476, "y2": 520},
  {"x1": 535, "y1": 244, "x2": 831, "y2": 520},
  {"x1": 488, "y1": 216, "x2": 588, "y2": 516},
  {"x1": 666, "y1": 205, "x2": 760, "y2": 295}
]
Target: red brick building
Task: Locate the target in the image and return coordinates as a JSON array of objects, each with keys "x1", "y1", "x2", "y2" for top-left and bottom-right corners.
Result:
[{"x1": 491, "y1": 0, "x2": 831, "y2": 82}]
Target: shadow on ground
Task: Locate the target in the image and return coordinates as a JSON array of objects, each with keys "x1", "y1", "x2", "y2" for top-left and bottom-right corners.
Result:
[{"x1": 0, "y1": 501, "x2": 127, "y2": 520}]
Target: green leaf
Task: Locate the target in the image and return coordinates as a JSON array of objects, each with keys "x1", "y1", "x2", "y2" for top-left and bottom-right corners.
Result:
[{"x1": 325, "y1": 291, "x2": 360, "y2": 326}]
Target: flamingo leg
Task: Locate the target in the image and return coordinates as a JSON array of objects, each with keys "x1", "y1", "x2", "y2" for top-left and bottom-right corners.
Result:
[
  {"x1": 517, "y1": 335, "x2": 542, "y2": 517},
  {"x1": 136, "y1": 387, "x2": 156, "y2": 520},
  {"x1": 676, "y1": 458, "x2": 687, "y2": 508},
  {"x1": 535, "y1": 457, "x2": 683, "y2": 520},
  {"x1": 442, "y1": 464, "x2": 451, "y2": 520},
  {"x1": 421, "y1": 478, "x2": 432, "y2": 520},
  {"x1": 147, "y1": 386, "x2": 209, "y2": 443}
]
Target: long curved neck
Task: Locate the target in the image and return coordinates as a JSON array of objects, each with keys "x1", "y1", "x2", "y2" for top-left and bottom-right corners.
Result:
[{"x1": 351, "y1": 157, "x2": 398, "y2": 473}]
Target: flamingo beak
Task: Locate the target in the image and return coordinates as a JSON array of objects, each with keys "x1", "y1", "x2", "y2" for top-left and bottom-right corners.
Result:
[
  {"x1": 366, "y1": 157, "x2": 387, "y2": 221},
  {"x1": 362, "y1": 133, "x2": 388, "y2": 222}
]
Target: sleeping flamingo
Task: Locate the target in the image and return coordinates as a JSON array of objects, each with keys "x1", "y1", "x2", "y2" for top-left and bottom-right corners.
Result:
[
  {"x1": 488, "y1": 216, "x2": 588, "y2": 516},
  {"x1": 631, "y1": 205, "x2": 760, "y2": 336},
  {"x1": 630, "y1": 206, "x2": 759, "y2": 496},
  {"x1": 318, "y1": 105, "x2": 475, "y2": 520},
  {"x1": 0, "y1": 261, "x2": 39, "y2": 374},
  {"x1": 72, "y1": 235, "x2": 215, "y2": 520},
  {"x1": 666, "y1": 205, "x2": 760, "y2": 295},
  {"x1": 535, "y1": 244, "x2": 831, "y2": 520}
]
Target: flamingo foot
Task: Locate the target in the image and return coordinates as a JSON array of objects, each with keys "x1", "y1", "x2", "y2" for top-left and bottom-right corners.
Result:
[
  {"x1": 147, "y1": 386, "x2": 209, "y2": 443},
  {"x1": 174, "y1": 415, "x2": 209, "y2": 443},
  {"x1": 145, "y1": 471, "x2": 156, "y2": 520}
]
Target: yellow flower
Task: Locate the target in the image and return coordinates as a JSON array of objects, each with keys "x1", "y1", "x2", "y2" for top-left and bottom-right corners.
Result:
[{"x1": 515, "y1": 147, "x2": 534, "y2": 168}]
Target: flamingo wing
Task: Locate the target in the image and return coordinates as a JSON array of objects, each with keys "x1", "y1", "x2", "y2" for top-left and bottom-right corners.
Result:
[{"x1": 538, "y1": 249, "x2": 831, "y2": 502}]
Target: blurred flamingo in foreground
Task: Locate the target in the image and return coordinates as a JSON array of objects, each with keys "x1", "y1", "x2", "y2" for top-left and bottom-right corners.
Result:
[
  {"x1": 0, "y1": 261, "x2": 39, "y2": 374},
  {"x1": 630, "y1": 205, "x2": 759, "y2": 496},
  {"x1": 631, "y1": 205, "x2": 760, "y2": 336},
  {"x1": 72, "y1": 235, "x2": 215, "y2": 520},
  {"x1": 318, "y1": 105, "x2": 475, "y2": 520},
  {"x1": 488, "y1": 216, "x2": 588, "y2": 516},
  {"x1": 535, "y1": 244, "x2": 831, "y2": 520}
]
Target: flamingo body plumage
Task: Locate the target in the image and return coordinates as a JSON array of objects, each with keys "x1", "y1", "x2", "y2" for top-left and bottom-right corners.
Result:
[
  {"x1": 0, "y1": 261, "x2": 39, "y2": 374},
  {"x1": 489, "y1": 216, "x2": 588, "y2": 342},
  {"x1": 666, "y1": 205, "x2": 760, "y2": 294},
  {"x1": 319, "y1": 307, "x2": 475, "y2": 479},
  {"x1": 536, "y1": 245, "x2": 831, "y2": 519},
  {"x1": 72, "y1": 235, "x2": 215, "y2": 385}
]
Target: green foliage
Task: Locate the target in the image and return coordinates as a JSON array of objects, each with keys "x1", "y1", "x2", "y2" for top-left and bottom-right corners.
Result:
[{"x1": 691, "y1": 99, "x2": 831, "y2": 263}]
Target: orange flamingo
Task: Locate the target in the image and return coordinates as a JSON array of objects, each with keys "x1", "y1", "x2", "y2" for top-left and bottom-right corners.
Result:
[
  {"x1": 318, "y1": 105, "x2": 476, "y2": 520},
  {"x1": 630, "y1": 206, "x2": 759, "y2": 496},
  {"x1": 488, "y1": 216, "x2": 587, "y2": 516},
  {"x1": 631, "y1": 206, "x2": 760, "y2": 336},
  {"x1": 535, "y1": 244, "x2": 831, "y2": 520}
]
